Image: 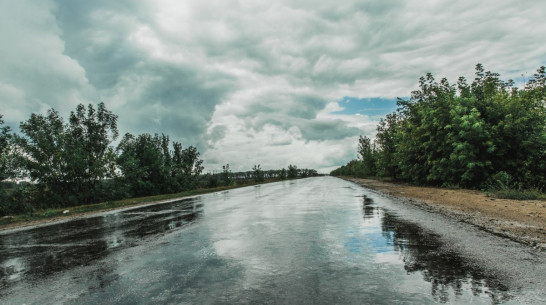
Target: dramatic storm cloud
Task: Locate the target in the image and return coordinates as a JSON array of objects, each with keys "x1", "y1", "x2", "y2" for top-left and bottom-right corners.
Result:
[{"x1": 1, "y1": 0, "x2": 545, "y2": 172}]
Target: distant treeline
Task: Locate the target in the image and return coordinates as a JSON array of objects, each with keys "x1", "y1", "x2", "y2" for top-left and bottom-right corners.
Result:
[
  {"x1": 332, "y1": 65, "x2": 546, "y2": 191},
  {"x1": 0, "y1": 105, "x2": 318, "y2": 216},
  {"x1": 204, "y1": 164, "x2": 318, "y2": 188}
]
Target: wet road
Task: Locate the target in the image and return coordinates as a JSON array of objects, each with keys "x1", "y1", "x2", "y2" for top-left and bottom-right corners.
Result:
[{"x1": 1, "y1": 177, "x2": 544, "y2": 304}]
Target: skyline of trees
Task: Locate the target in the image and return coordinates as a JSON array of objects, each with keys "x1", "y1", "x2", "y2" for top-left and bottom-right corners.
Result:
[
  {"x1": 0, "y1": 105, "x2": 319, "y2": 216},
  {"x1": 332, "y1": 64, "x2": 546, "y2": 191}
]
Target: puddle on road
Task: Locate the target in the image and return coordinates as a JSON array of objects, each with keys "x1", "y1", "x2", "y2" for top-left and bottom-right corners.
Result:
[
  {"x1": 361, "y1": 195, "x2": 512, "y2": 304},
  {"x1": 0, "y1": 198, "x2": 203, "y2": 294}
]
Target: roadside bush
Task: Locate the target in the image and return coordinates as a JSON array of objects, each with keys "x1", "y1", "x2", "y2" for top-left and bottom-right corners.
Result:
[
  {"x1": 0, "y1": 187, "x2": 34, "y2": 216},
  {"x1": 487, "y1": 187, "x2": 544, "y2": 200},
  {"x1": 485, "y1": 171, "x2": 544, "y2": 200}
]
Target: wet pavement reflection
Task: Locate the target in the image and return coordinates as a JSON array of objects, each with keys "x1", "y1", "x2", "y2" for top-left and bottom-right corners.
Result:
[
  {"x1": 362, "y1": 195, "x2": 512, "y2": 304},
  {"x1": 0, "y1": 198, "x2": 203, "y2": 294},
  {"x1": 0, "y1": 177, "x2": 542, "y2": 304}
]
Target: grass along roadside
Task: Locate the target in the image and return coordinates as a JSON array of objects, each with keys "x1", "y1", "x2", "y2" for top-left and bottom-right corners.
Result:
[
  {"x1": 0, "y1": 180, "x2": 279, "y2": 231},
  {"x1": 485, "y1": 187, "x2": 546, "y2": 201}
]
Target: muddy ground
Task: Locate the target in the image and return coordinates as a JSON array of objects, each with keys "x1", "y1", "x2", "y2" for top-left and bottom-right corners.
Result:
[{"x1": 344, "y1": 177, "x2": 546, "y2": 249}]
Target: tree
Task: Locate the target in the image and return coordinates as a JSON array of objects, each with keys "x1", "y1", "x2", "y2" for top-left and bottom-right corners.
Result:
[
  {"x1": 66, "y1": 103, "x2": 118, "y2": 203},
  {"x1": 116, "y1": 133, "x2": 172, "y2": 196},
  {"x1": 0, "y1": 114, "x2": 11, "y2": 182},
  {"x1": 357, "y1": 135, "x2": 376, "y2": 177},
  {"x1": 179, "y1": 145, "x2": 204, "y2": 190},
  {"x1": 13, "y1": 103, "x2": 120, "y2": 206},
  {"x1": 375, "y1": 113, "x2": 399, "y2": 178},
  {"x1": 252, "y1": 164, "x2": 264, "y2": 182},
  {"x1": 333, "y1": 64, "x2": 546, "y2": 190},
  {"x1": 0, "y1": 114, "x2": 16, "y2": 215},
  {"x1": 14, "y1": 109, "x2": 71, "y2": 206},
  {"x1": 279, "y1": 168, "x2": 287, "y2": 180},
  {"x1": 287, "y1": 164, "x2": 298, "y2": 179},
  {"x1": 221, "y1": 164, "x2": 232, "y2": 186}
]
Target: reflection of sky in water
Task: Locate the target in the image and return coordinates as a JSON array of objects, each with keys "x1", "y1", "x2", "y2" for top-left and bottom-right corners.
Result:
[
  {"x1": 0, "y1": 178, "x2": 531, "y2": 304},
  {"x1": 0, "y1": 197, "x2": 203, "y2": 294}
]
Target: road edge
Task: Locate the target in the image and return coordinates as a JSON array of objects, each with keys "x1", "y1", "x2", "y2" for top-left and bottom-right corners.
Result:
[{"x1": 341, "y1": 177, "x2": 545, "y2": 250}]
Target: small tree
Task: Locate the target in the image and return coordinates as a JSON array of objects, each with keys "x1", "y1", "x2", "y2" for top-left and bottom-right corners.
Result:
[
  {"x1": 67, "y1": 103, "x2": 118, "y2": 203},
  {"x1": 0, "y1": 114, "x2": 11, "y2": 182},
  {"x1": 116, "y1": 133, "x2": 172, "y2": 196},
  {"x1": 287, "y1": 164, "x2": 298, "y2": 179},
  {"x1": 252, "y1": 164, "x2": 264, "y2": 182},
  {"x1": 179, "y1": 145, "x2": 204, "y2": 190},
  {"x1": 279, "y1": 168, "x2": 287, "y2": 180},
  {"x1": 357, "y1": 135, "x2": 377, "y2": 177},
  {"x1": 221, "y1": 164, "x2": 232, "y2": 186},
  {"x1": 14, "y1": 109, "x2": 69, "y2": 206}
]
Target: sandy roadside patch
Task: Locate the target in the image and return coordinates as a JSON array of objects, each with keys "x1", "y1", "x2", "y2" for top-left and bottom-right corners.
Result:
[{"x1": 343, "y1": 177, "x2": 546, "y2": 249}]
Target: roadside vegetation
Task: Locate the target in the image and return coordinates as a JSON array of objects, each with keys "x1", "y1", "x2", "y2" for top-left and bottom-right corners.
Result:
[
  {"x1": 331, "y1": 64, "x2": 546, "y2": 200},
  {"x1": 0, "y1": 106, "x2": 318, "y2": 218},
  {"x1": 0, "y1": 179, "x2": 290, "y2": 227}
]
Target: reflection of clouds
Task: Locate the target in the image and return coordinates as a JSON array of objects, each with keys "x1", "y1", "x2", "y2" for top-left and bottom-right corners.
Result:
[
  {"x1": 376, "y1": 202, "x2": 514, "y2": 304},
  {"x1": 0, "y1": 178, "x2": 526, "y2": 304},
  {"x1": 348, "y1": 193, "x2": 516, "y2": 304},
  {"x1": 374, "y1": 252, "x2": 403, "y2": 265},
  {"x1": 206, "y1": 183, "x2": 292, "y2": 286},
  {"x1": 213, "y1": 239, "x2": 245, "y2": 258},
  {"x1": 106, "y1": 213, "x2": 124, "y2": 249},
  {"x1": 1, "y1": 258, "x2": 25, "y2": 281},
  {"x1": 0, "y1": 198, "x2": 204, "y2": 295},
  {"x1": 108, "y1": 235, "x2": 121, "y2": 249}
]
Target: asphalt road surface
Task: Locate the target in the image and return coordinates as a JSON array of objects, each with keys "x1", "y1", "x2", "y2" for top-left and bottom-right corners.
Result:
[{"x1": 1, "y1": 177, "x2": 544, "y2": 304}]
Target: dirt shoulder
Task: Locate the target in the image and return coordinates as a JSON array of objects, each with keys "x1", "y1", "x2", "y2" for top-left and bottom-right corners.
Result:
[{"x1": 343, "y1": 177, "x2": 546, "y2": 249}]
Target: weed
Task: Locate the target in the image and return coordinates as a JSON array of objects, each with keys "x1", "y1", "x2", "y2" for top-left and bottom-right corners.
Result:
[{"x1": 485, "y1": 171, "x2": 545, "y2": 200}]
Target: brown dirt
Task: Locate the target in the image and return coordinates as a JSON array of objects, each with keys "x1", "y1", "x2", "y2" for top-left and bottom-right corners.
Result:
[{"x1": 344, "y1": 177, "x2": 546, "y2": 249}]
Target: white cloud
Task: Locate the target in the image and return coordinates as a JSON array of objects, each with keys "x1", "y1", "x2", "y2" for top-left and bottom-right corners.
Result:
[
  {"x1": 0, "y1": 0, "x2": 94, "y2": 126},
  {"x1": 1, "y1": 0, "x2": 545, "y2": 172}
]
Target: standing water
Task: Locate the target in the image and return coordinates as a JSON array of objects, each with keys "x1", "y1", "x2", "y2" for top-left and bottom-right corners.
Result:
[{"x1": 0, "y1": 177, "x2": 544, "y2": 304}]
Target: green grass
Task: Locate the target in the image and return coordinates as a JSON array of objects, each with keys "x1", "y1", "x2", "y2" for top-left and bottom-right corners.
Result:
[
  {"x1": 483, "y1": 171, "x2": 546, "y2": 200},
  {"x1": 485, "y1": 187, "x2": 546, "y2": 200},
  {"x1": 0, "y1": 180, "x2": 280, "y2": 228}
]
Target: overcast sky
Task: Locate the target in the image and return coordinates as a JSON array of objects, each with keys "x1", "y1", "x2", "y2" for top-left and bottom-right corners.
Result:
[{"x1": 1, "y1": 0, "x2": 545, "y2": 173}]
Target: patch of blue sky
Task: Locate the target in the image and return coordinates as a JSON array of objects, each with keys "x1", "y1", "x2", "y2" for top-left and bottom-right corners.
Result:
[
  {"x1": 508, "y1": 64, "x2": 545, "y2": 87},
  {"x1": 344, "y1": 232, "x2": 392, "y2": 254},
  {"x1": 334, "y1": 97, "x2": 401, "y2": 117}
]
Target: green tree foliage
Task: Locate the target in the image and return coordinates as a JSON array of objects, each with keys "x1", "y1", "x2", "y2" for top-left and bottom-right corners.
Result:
[
  {"x1": 66, "y1": 103, "x2": 119, "y2": 203},
  {"x1": 357, "y1": 136, "x2": 377, "y2": 177},
  {"x1": 0, "y1": 114, "x2": 15, "y2": 215},
  {"x1": 116, "y1": 133, "x2": 204, "y2": 197},
  {"x1": 252, "y1": 164, "x2": 264, "y2": 182},
  {"x1": 177, "y1": 145, "x2": 204, "y2": 190},
  {"x1": 14, "y1": 109, "x2": 71, "y2": 207},
  {"x1": 375, "y1": 113, "x2": 398, "y2": 178},
  {"x1": 0, "y1": 114, "x2": 11, "y2": 182},
  {"x1": 13, "y1": 103, "x2": 120, "y2": 206},
  {"x1": 279, "y1": 168, "x2": 287, "y2": 180},
  {"x1": 116, "y1": 133, "x2": 173, "y2": 197},
  {"x1": 332, "y1": 65, "x2": 546, "y2": 190},
  {"x1": 287, "y1": 164, "x2": 298, "y2": 179},
  {"x1": 2, "y1": 102, "x2": 208, "y2": 215},
  {"x1": 201, "y1": 164, "x2": 318, "y2": 188},
  {"x1": 221, "y1": 164, "x2": 232, "y2": 186}
]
